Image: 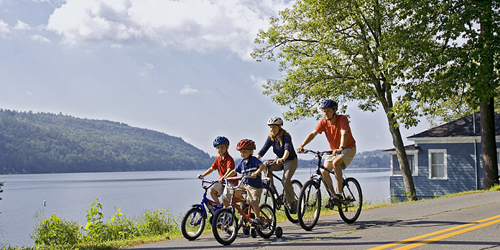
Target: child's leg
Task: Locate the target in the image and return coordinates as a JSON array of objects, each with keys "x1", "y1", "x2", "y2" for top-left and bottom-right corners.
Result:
[
  {"x1": 246, "y1": 185, "x2": 263, "y2": 218},
  {"x1": 221, "y1": 186, "x2": 231, "y2": 208},
  {"x1": 209, "y1": 183, "x2": 224, "y2": 204}
]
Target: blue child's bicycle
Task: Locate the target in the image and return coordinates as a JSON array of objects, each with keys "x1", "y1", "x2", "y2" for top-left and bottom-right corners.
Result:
[{"x1": 181, "y1": 177, "x2": 223, "y2": 240}]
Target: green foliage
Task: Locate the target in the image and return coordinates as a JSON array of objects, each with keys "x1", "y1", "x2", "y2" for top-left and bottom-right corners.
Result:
[
  {"x1": 136, "y1": 210, "x2": 177, "y2": 236},
  {"x1": 30, "y1": 199, "x2": 177, "y2": 249},
  {"x1": 395, "y1": 0, "x2": 500, "y2": 118},
  {"x1": 252, "y1": 0, "x2": 423, "y2": 127},
  {"x1": 32, "y1": 213, "x2": 81, "y2": 247},
  {"x1": 253, "y1": 0, "x2": 418, "y2": 200},
  {"x1": 0, "y1": 109, "x2": 213, "y2": 174}
]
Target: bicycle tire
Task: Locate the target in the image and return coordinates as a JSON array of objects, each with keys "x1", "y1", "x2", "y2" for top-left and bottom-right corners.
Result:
[
  {"x1": 338, "y1": 177, "x2": 362, "y2": 224},
  {"x1": 181, "y1": 207, "x2": 206, "y2": 240},
  {"x1": 261, "y1": 185, "x2": 277, "y2": 211},
  {"x1": 297, "y1": 179, "x2": 321, "y2": 231},
  {"x1": 212, "y1": 208, "x2": 238, "y2": 245},
  {"x1": 284, "y1": 179, "x2": 302, "y2": 223},
  {"x1": 256, "y1": 204, "x2": 276, "y2": 238}
]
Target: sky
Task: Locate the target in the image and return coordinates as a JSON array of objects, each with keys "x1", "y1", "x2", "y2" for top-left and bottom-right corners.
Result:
[{"x1": 0, "y1": 0, "x2": 432, "y2": 158}]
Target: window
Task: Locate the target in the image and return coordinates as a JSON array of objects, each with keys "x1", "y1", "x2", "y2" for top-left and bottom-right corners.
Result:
[
  {"x1": 392, "y1": 154, "x2": 416, "y2": 176},
  {"x1": 429, "y1": 149, "x2": 447, "y2": 179},
  {"x1": 391, "y1": 150, "x2": 418, "y2": 176}
]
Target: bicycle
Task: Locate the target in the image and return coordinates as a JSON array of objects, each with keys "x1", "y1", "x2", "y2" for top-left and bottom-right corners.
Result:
[
  {"x1": 261, "y1": 159, "x2": 303, "y2": 223},
  {"x1": 297, "y1": 149, "x2": 362, "y2": 231},
  {"x1": 212, "y1": 176, "x2": 282, "y2": 245},
  {"x1": 180, "y1": 177, "x2": 224, "y2": 240}
]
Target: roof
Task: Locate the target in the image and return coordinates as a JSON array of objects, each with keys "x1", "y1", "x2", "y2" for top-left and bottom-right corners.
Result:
[
  {"x1": 383, "y1": 144, "x2": 420, "y2": 153},
  {"x1": 408, "y1": 112, "x2": 500, "y2": 139}
]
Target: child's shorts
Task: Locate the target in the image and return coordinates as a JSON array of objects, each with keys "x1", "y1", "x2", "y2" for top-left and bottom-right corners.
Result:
[
  {"x1": 211, "y1": 182, "x2": 231, "y2": 202},
  {"x1": 237, "y1": 184, "x2": 262, "y2": 206}
]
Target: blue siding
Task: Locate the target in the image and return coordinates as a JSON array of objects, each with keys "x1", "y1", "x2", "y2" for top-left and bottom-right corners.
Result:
[{"x1": 390, "y1": 142, "x2": 500, "y2": 201}]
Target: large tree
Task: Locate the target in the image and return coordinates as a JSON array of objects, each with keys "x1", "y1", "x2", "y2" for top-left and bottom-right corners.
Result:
[
  {"x1": 399, "y1": 0, "x2": 500, "y2": 188},
  {"x1": 253, "y1": 0, "x2": 420, "y2": 200}
]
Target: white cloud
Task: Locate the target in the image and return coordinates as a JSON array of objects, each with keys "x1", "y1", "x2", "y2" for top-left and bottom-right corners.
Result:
[
  {"x1": 158, "y1": 90, "x2": 166, "y2": 94},
  {"x1": 14, "y1": 20, "x2": 31, "y2": 30},
  {"x1": 139, "y1": 63, "x2": 154, "y2": 76},
  {"x1": 31, "y1": 34, "x2": 51, "y2": 43},
  {"x1": 250, "y1": 74, "x2": 267, "y2": 91},
  {"x1": 46, "y1": 0, "x2": 293, "y2": 60},
  {"x1": 0, "y1": 19, "x2": 12, "y2": 39},
  {"x1": 179, "y1": 85, "x2": 198, "y2": 95}
]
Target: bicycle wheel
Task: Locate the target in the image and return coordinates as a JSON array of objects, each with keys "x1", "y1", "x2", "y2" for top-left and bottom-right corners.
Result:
[
  {"x1": 260, "y1": 185, "x2": 276, "y2": 211},
  {"x1": 284, "y1": 179, "x2": 302, "y2": 223},
  {"x1": 297, "y1": 179, "x2": 321, "y2": 231},
  {"x1": 256, "y1": 204, "x2": 276, "y2": 238},
  {"x1": 338, "y1": 177, "x2": 362, "y2": 224},
  {"x1": 212, "y1": 208, "x2": 238, "y2": 245},
  {"x1": 181, "y1": 207, "x2": 206, "y2": 240}
]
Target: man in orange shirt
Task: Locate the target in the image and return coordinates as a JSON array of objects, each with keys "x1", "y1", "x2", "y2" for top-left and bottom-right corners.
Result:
[{"x1": 296, "y1": 99, "x2": 356, "y2": 209}]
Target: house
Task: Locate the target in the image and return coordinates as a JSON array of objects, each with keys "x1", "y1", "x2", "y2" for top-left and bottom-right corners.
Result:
[{"x1": 384, "y1": 112, "x2": 500, "y2": 200}]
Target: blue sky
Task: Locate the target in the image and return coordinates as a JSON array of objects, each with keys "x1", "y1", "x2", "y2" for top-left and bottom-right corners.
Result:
[{"x1": 0, "y1": 0, "x2": 430, "y2": 158}]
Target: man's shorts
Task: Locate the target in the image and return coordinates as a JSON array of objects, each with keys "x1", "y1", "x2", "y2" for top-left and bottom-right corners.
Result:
[{"x1": 324, "y1": 147, "x2": 356, "y2": 169}]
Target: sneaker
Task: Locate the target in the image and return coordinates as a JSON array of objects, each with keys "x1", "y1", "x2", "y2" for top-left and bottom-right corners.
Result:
[
  {"x1": 330, "y1": 193, "x2": 343, "y2": 204},
  {"x1": 325, "y1": 194, "x2": 343, "y2": 209},
  {"x1": 288, "y1": 201, "x2": 298, "y2": 214},
  {"x1": 324, "y1": 198, "x2": 335, "y2": 209},
  {"x1": 251, "y1": 218, "x2": 263, "y2": 227}
]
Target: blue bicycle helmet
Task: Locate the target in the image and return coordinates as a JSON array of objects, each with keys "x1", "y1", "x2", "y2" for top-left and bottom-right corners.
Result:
[
  {"x1": 320, "y1": 99, "x2": 338, "y2": 109},
  {"x1": 213, "y1": 136, "x2": 230, "y2": 147}
]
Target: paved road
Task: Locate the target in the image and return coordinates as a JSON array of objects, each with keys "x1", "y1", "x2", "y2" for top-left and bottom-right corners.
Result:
[{"x1": 128, "y1": 191, "x2": 500, "y2": 250}]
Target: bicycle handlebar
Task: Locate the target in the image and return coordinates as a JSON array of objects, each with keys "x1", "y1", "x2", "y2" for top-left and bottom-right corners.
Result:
[
  {"x1": 300, "y1": 149, "x2": 333, "y2": 156},
  {"x1": 198, "y1": 176, "x2": 223, "y2": 189},
  {"x1": 223, "y1": 176, "x2": 251, "y2": 190}
]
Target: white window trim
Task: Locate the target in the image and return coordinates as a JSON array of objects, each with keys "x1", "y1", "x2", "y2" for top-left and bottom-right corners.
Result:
[
  {"x1": 390, "y1": 150, "x2": 419, "y2": 176},
  {"x1": 429, "y1": 149, "x2": 447, "y2": 180},
  {"x1": 497, "y1": 148, "x2": 500, "y2": 173}
]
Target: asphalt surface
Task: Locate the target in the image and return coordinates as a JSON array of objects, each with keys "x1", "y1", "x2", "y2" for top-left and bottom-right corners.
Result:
[{"x1": 128, "y1": 191, "x2": 500, "y2": 250}]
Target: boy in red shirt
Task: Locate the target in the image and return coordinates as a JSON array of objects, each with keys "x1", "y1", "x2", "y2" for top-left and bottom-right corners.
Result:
[{"x1": 197, "y1": 136, "x2": 236, "y2": 208}]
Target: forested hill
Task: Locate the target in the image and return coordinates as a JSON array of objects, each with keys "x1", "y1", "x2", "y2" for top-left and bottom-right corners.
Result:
[{"x1": 0, "y1": 109, "x2": 213, "y2": 174}]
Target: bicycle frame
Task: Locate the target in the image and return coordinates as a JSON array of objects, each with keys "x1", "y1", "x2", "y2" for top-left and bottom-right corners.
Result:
[
  {"x1": 302, "y1": 149, "x2": 336, "y2": 198},
  {"x1": 263, "y1": 161, "x2": 287, "y2": 207},
  {"x1": 191, "y1": 179, "x2": 223, "y2": 224},
  {"x1": 225, "y1": 176, "x2": 272, "y2": 224}
]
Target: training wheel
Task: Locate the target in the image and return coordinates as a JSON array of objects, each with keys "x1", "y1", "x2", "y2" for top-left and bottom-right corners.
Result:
[
  {"x1": 275, "y1": 226, "x2": 283, "y2": 238},
  {"x1": 243, "y1": 226, "x2": 250, "y2": 235},
  {"x1": 251, "y1": 228, "x2": 257, "y2": 238}
]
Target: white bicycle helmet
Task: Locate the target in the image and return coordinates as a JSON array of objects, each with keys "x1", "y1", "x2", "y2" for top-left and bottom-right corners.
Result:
[{"x1": 267, "y1": 116, "x2": 284, "y2": 126}]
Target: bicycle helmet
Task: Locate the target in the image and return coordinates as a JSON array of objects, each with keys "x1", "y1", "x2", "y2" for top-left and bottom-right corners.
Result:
[
  {"x1": 267, "y1": 116, "x2": 284, "y2": 126},
  {"x1": 236, "y1": 139, "x2": 256, "y2": 151},
  {"x1": 213, "y1": 136, "x2": 230, "y2": 147},
  {"x1": 320, "y1": 99, "x2": 338, "y2": 109}
]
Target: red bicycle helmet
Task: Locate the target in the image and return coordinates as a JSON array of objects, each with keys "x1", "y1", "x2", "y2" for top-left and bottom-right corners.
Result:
[{"x1": 236, "y1": 139, "x2": 256, "y2": 151}]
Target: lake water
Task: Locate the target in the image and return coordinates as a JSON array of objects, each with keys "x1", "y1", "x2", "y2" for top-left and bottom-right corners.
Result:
[{"x1": 0, "y1": 168, "x2": 390, "y2": 247}]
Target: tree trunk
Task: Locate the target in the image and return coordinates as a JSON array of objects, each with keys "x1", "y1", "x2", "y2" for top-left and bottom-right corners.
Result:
[
  {"x1": 478, "y1": 0, "x2": 499, "y2": 189},
  {"x1": 386, "y1": 113, "x2": 418, "y2": 200},
  {"x1": 480, "y1": 98, "x2": 499, "y2": 189}
]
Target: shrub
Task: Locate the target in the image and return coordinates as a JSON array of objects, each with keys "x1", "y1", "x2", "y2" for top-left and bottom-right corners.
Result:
[{"x1": 31, "y1": 213, "x2": 81, "y2": 247}]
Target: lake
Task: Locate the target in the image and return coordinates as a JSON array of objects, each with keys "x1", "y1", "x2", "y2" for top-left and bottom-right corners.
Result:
[{"x1": 0, "y1": 168, "x2": 390, "y2": 247}]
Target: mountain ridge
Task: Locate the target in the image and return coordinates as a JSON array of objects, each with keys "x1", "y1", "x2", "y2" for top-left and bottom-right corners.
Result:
[{"x1": 0, "y1": 109, "x2": 213, "y2": 174}]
